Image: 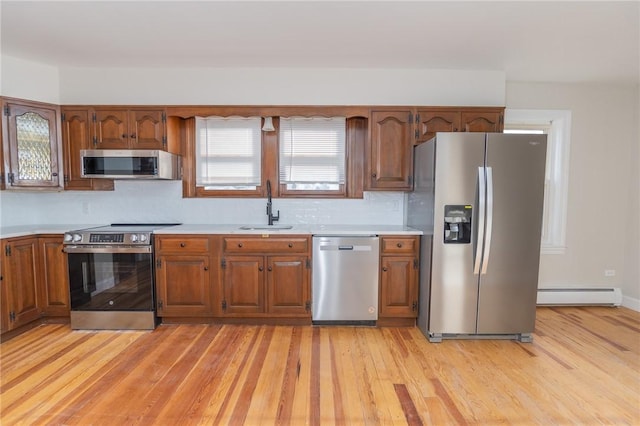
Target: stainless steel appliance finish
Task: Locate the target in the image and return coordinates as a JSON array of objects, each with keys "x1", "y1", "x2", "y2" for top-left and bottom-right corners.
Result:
[
  {"x1": 312, "y1": 236, "x2": 380, "y2": 324},
  {"x1": 81, "y1": 149, "x2": 181, "y2": 179},
  {"x1": 408, "y1": 133, "x2": 547, "y2": 342},
  {"x1": 64, "y1": 223, "x2": 178, "y2": 330}
]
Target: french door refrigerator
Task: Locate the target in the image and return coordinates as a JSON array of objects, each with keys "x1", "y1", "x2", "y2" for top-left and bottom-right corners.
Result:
[{"x1": 408, "y1": 132, "x2": 547, "y2": 342}]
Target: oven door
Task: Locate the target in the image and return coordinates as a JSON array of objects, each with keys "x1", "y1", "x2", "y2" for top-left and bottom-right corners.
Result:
[{"x1": 65, "y1": 246, "x2": 154, "y2": 312}]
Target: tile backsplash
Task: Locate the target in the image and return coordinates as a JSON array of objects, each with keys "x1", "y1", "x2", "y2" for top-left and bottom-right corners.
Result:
[{"x1": 0, "y1": 180, "x2": 405, "y2": 227}]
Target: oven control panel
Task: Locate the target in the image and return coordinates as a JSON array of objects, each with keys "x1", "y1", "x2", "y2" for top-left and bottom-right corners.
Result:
[
  {"x1": 90, "y1": 234, "x2": 125, "y2": 243},
  {"x1": 63, "y1": 232, "x2": 152, "y2": 245}
]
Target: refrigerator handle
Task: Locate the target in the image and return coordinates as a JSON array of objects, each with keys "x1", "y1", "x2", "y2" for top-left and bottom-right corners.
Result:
[
  {"x1": 481, "y1": 167, "x2": 494, "y2": 274},
  {"x1": 473, "y1": 167, "x2": 486, "y2": 274}
]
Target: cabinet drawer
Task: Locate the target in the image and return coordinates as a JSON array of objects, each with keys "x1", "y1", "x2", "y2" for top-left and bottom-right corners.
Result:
[
  {"x1": 224, "y1": 237, "x2": 309, "y2": 254},
  {"x1": 381, "y1": 237, "x2": 418, "y2": 254},
  {"x1": 156, "y1": 237, "x2": 209, "y2": 253}
]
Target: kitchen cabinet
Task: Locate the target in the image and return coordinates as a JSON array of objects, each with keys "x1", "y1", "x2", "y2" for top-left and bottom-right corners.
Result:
[
  {"x1": 61, "y1": 108, "x2": 114, "y2": 191},
  {"x1": 155, "y1": 236, "x2": 213, "y2": 317},
  {"x1": 93, "y1": 108, "x2": 167, "y2": 150},
  {"x1": 416, "y1": 107, "x2": 505, "y2": 144},
  {"x1": 1, "y1": 98, "x2": 64, "y2": 190},
  {"x1": 379, "y1": 236, "x2": 420, "y2": 320},
  {"x1": 1, "y1": 237, "x2": 42, "y2": 333},
  {"x1": 221, "y1": 236, "x2": 310, "y2": 317},
  {"x1": 38, "y1": 235, "x2": 70, "y2": 317},
  {"x1": 366, "y1": 110, "x2": 414, "y2": 191},
  {"x1": 367, "y1": 107, "x2": 505, "y2": 191}
]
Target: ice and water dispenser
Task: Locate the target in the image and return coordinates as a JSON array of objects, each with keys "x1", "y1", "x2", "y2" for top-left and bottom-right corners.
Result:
[{"x1": 444, "y1": 205, "x2": 472, "y2": 244}]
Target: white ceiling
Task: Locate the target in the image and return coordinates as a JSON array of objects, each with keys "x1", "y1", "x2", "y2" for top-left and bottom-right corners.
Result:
[{"x1": 1, "y1": 1, "x2": 638, "y2": 85}]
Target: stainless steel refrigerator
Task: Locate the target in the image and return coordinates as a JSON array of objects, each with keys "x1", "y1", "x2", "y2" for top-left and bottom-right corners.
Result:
[{"x1": 407, "y1": 132, "x2": 547, "y2": 342}]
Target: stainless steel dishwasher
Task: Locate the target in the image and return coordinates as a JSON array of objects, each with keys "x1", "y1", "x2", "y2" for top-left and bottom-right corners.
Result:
[{"x1": 312, "y1": 236, "x2": 380, "y2": 325}]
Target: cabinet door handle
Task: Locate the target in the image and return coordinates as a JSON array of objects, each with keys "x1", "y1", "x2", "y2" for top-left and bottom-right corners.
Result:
[
  {"x1": 204, "y1": 266, "x2": 209, "y2": 271},
  {"x1": 288, "y1": 243, "x2": 293, "y2": 248},
  {"x1": 268, "y1": 266, "x2": 272, "y2": 271},
  {"x1": 238, "y1": 243, "x2": 243, "y2": 248},
  {"x1": 130, "y1": 133, "x2": 137, "y2": 139},
  {"x1": 121, "y1": 134, "x2": 127, "y2": 139},
  {"x1": 396, "y1": 242, "x2": 403, "y2": 248},
  {"x1": 258, "y1": 266, "x2": 263, "y2": 272},
  {"x1": 382, "y1": 267, "x2": 388, "y2": 272},
  {"x1": 372, "y1": 173, "x2": 377, "y2": 178},
  {"x1": 180, "y1": 243, "x2": 185, "y2": 247}
]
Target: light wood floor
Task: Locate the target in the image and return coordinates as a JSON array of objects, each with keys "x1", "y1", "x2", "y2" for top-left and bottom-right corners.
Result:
[{"x1": 1, "y1": 306, "x2": 639, "y2": 425}]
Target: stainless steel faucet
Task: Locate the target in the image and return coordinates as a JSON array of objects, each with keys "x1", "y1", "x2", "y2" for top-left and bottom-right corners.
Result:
[{"x1": 266, "y1": 180, "x2": 280, "y2": 225}]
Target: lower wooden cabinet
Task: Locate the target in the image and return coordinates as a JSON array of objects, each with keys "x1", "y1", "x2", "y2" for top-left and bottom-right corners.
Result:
[
  {"x1": 1, "y1": 237, "x2": 42, "y2": 333},
  {"x1": 379, "y1": 236, "x2": 420, "y2": 319},
  {"x1": 220, "y1": 236, "x2": 311, "y2": 318},
  {"x1": 154, "y1": 236, "x2": 214, "y2": 317},
  {"x1": 38, "y1": 235, "x2": 70, "y2": 317}
]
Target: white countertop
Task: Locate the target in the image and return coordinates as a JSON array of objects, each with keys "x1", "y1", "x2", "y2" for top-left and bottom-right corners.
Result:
[
  {"x1": 1, "y1": 223, "x2": 422, "y2": 239},
  {"x1": 154, "y1": 224, "x2": 422, "y2": 236}
]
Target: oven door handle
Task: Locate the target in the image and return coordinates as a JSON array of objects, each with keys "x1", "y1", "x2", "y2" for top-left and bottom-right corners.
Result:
[{"x1": 63, "y1": 246, "x2": 152, "y2": 254}]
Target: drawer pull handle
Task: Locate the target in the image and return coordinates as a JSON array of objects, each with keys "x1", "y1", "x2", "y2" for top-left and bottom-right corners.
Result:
[
  {"x1": 204, "y1": 266, "x2": 208, "y2": 271},
  {"x1": 288, "y1": 243, "x2": 293, "y2": 248},
  {"x1": 382, "y1": 267, "x2": 388, "y2": 272},
  {"x1": 180, "y1": 243, "x2": 186, "y2": 247},
  {"x1": 396, "y1": 243, "x2": 403, "y2": 248},
  {"x1": 238, "y1": 243, "x2": 243, "y2": 248}
]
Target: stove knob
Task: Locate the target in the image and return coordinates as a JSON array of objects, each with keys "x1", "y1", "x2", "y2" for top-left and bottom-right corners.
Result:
[
  {"x1": 63, "y1": 233, "x2": 73, "y2": 242},
  {"x1": 72, "y1": 233, "x2": 82, "y2": 242},
  {"x1": 140, "y1": 234, "x2": 148, "y2": 242},
  {"x1": 131, "y1": 234, "x2": 139, "y2": 243}
]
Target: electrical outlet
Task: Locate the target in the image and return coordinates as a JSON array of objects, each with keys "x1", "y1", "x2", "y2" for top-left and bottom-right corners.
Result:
[{"x1": 604, "y1": 269, "x2": 616, "y2": 277}]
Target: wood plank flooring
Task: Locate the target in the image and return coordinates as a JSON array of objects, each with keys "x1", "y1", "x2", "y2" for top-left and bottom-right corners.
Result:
[{"x1": 1, "y1": 306, "x2": 639, "y2": 425}]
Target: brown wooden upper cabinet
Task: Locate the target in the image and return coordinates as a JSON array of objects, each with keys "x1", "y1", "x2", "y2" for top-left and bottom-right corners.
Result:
[
  {"x1": 61, "y1": 108, "x2": 114, "y2": 191},
  {"x1": 93, "y1": 108, "x2": 167, "y2": 150},
  {"x1": 367, "y1": 110, "x2": 414, "y2": 191},
  {"x1": 416, "y1": 107, "x2": 504, "y2": 144},
  {"x1": 1, "y1": 98, "x2": 64, "y2": 190}
]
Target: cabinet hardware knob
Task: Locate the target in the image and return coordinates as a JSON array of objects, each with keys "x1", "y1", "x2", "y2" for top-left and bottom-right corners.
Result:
[
  {"x1": 288, "y1": 243, "x2": 293, "y2": 248},
  {"x1": 268, "y1": 266, "x2": 272, "y2": 271},
  {"x1": 382, "y1": 267, "x2": 388, "y2": 272},
  {"x1": 121, "y1": 134, "x2": 127, "y2": 139},
  {"x1": 258, "y1": 266, "x2": 263, "y2": 271},
  {"x1": 180, "y1": 243, "x2": 185, "y2": 247},
  {"x1": 372, "y1": 173, "x2": 377, "y2": 178},
  {"x1": 204, "y1": 266, "x2": 208, "y2": 271},
  {"x1": 238, "y1": 243, "x2": 243, "y2": 248},
  {"x1": 131, "y1": 133, "x2": 136, "y2": 139},
  {"x1": 397, "y1": 243, "x2": 403, "y2": 248}
]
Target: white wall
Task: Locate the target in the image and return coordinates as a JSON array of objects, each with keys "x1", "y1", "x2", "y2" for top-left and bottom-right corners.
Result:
[
  {"x1": 506, "y1": 82, "x2": 640, "y2": 308},
  {"x1": 58, "y1": 67, "x2": 506, "y2": 106},
  {"x1": 0, "y1": 56, "x2": 60, "y2": 103}
]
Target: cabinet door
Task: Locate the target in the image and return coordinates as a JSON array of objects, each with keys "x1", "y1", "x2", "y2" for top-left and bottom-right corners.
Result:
[
  {"x1": 93, "y1": 109, "x2": 129, "y2": 149},
  {"x1": 222, "y1": 256, "x2": 264, "y2": 315},
  {"x1": 129, "y1": 110, "x2": 165, "y2": 150},
  {"x1": 267, "y1": 256, "x2": 309, "y2": 316},
  {"x1": 0, "y1": 251, "x2": 8, "y2": 333},
  {"x1": 38, "y1": 236, "x2": 70, "y2": 316},
  {"x1": 3, "y1": 238, "x2": 41, "y2": 329},
  {"x1": 61, "y1": 109, "x2": 114, "y2": 191},
  {"x1": 368, "y1": 111, "x2": 413, "y2": 190},
  {"x1": 156, "y1": 255, "x2": 211, "y2": 317},
  {"x1": 460, "y1": 111, "x2": 503, "y2": 133},
  {"x1": 380, "y1": 256, "x2": 418, "y2": 318},
  {"x1": 4, "y1": 102, "x2": 62, "y2": 188},
  {"x1": 415, "y1": 110, "x2": 461, "y2": 143}
]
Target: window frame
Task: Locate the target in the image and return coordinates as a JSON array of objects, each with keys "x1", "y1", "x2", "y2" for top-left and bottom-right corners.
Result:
[
  {"x1": 504, "y1": 109, "x2": 572, "y2": 254},
  {"x1": 278, "y1": 116, "x2": 347, "y2": 198}
]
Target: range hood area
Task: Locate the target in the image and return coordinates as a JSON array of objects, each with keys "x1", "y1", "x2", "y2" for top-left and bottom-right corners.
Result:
[{"x1": 81, "y1": 149, "x2": 181, "y2": 180}]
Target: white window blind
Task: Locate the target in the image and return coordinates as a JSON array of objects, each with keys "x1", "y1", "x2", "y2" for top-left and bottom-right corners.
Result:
[
  {"x1": 279, "y1": 116, "x2": 346, "y2": 190},
  {"x1": 195, "y1": 116, "x2": 262, "y2": 188}
]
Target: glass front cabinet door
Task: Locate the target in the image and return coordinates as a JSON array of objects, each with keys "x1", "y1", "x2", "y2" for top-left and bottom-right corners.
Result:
[{"x1": 2, "y1": 98, "x2": 63, "y2": 189}]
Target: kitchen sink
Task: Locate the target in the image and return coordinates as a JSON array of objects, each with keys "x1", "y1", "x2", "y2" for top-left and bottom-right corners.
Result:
[{"x1": 238, "y1": 225, "x2": 294, "y2": 230}]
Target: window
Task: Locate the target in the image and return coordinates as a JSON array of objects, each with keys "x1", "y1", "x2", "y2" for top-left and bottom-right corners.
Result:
[
  {"x1": 504, "y1": 109, "x2": 572, "y2": 254},
  {"x1": 195, "y1": 116, "x2": 262, "y2": 190},
  {"x1": 279, "y1": 116, "x2": 346, "y2": 196}
]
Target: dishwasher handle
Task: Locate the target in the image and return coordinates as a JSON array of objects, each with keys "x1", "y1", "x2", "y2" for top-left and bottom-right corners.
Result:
[{"x1": 338, "y1": 245, "x2": 354, "y2": 250}]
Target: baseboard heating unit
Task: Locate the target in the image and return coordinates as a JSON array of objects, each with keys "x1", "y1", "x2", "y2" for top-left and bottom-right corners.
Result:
[{"x1": 537, "y1": 288, "x2": 622, "y2": 306}]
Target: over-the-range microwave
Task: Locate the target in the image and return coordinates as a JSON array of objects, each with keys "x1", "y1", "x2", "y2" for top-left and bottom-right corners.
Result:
[{"x1": 81, "y1": 149, "x2": 181, "y2": 180}]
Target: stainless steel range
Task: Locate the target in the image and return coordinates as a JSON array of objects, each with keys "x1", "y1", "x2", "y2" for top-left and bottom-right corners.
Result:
[{"x1": 63, "y1": 223, "x2": 179, "y2": 330}]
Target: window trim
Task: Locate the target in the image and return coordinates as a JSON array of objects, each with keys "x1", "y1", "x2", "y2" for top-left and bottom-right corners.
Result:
[{"x1": 504, "y1": 109, "x2": 571, "y2": 254}]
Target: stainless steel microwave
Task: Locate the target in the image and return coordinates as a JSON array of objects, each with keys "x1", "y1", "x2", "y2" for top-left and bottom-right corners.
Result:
[{"x1": 80, "y1": 150, "x2": 181, "y2": 180}]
